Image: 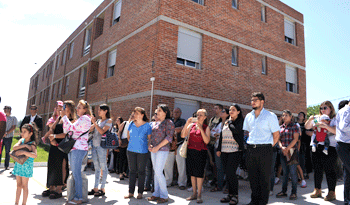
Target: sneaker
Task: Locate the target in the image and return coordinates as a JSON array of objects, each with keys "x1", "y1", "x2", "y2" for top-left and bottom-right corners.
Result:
[
  {"x1": 187, "y1": 187, "x2": 193, "y2": 192},
  {"x1": 312, "y1": 145, "x2": 316, "y2": 152},
  {"x1": 274, "y1": 177, "x2": 280, "y2": 185},
  {"x1": 323, "y1": 149, "x2": 328, "y2": 155},
  {"x1": 300, "y1": 180, "x2": 307, "y2": 188}
]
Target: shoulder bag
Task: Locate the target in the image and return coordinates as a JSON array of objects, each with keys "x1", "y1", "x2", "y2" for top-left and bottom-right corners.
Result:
[
  {"x1": 10, "y1": 141, "x2": 33, "y2": 165},
  {"x1": 58, "y1": 130, "x2": 88, "y2": 154},
  {"x1": 119, "y1": 122, "x2": 129, "y2": 148},
  {"x1": 101, "y1": 129, "x2": 119, "y2": 149},
  {"x1": 179, "y1": 124, "x2": 194, "y2": 158}
]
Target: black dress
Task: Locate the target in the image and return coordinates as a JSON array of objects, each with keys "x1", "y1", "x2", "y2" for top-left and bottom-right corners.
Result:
[{"x1": 46, "y1": 123, "x2": 69, "y2": 187}]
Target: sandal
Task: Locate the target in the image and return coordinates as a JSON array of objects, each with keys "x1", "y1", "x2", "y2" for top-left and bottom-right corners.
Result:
[
  {"x1": 197, "y1": 198, "x2": 203, "y2": 204},
  {"x1": 49, "y1": 191, "x2": 62, "y2": 199},
  {"x1": 147, "y1": 196, "x2": 159, "y2": 201},
  {"x1": 210, "y1": 187, "x2": 222, "y2": 192},
  {"x1": 124, "y1": 193, "x2": 134, "y2": 199},
  {"x1": 88, "y1": 189, "x2": 97, "y2": 195},
  {"x1": 186, "y1": 195, "x2": 197, "y2": 201},
  {"x1": 120, "y1": 174, "x2": 124, "y2": 180},
  {"x1": 94, "y1": 190, "x2": 105, "y2": 197},
  {"x1": 229, "y1": 196, "x2": 238, "y2": 205},
  {"x1": 289, "y1": 194, "x2": 298, "y2": 200},
  {"x1": 157, "y1": 198, "x2": 169, "y2": 203},
  {"x1": 276, "y1": 191, "x2": 288, "y2": 198},
  {"x1": 42, "y1": 190, "x2": 51, "y2": 197},
  {"x1": 220, "y1": 195, "x2": 232, "y2": 203},
  {"x1": 137, "y1": 194, "x2": 143, "y2": 199}
]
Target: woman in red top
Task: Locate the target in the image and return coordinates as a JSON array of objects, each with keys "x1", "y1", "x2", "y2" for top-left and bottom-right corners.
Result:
[{"x1": 181, "y1": 109, "x2": 210, "y2": 204}]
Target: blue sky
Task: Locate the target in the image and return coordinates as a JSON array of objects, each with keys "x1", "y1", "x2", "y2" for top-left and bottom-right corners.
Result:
[{"x1": 0, "y1": 0, "x2": 349, "y2": 120}]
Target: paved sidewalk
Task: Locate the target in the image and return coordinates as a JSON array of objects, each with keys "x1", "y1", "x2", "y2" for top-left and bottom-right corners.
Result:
[{"x1": 0, "y1": 164, "x2": 346, "y2": 205}]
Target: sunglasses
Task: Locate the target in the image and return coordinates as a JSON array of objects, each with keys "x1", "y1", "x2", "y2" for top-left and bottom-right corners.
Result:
[
  {"x1": 221, "y1": 110, "x2": 227, "y2": 113},
  {"x1": 154, "y1": 113, "x2": 158, "y2": 115},
  {"x1": 320, "y1": 106, "x2": 329, "y2": 111},
  {"x1": 30, "y1": 108, "x2": 37, "y2": 110}
]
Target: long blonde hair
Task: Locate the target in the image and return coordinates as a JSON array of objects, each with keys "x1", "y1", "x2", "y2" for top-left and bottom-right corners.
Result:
[
  {"x1": 78, "y1": 100, "x2": 92, "y2": 116},
  {"x1": 319, "y1": 101, "x2": 336, "y2": 119}
]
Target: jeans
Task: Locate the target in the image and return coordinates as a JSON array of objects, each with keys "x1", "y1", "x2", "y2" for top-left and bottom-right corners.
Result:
[
  {"x1": 127, "y1": 151, "x2": 148, "y2": 194},
  {"x1": 270, "y1": 149, "x2": 277, "y2": 191},
  {"x1": 164, "y1": 151, "x2": 176, "y2": 186},
  {"x1": 214, "y1": 147, "x2": 225, "y2": 190},
  {"x1": 92, "y1": 146, "x2": 108, "y2": 189},
  {"x1": 1, "y1": 137, "x2": 13, "y2": 168},
  {"x1": 145, "y1": 155, "x2": 154, "y2": 190},
  {"x1": 151, "y1": 151, "x2": 169, "y2": 199},
  {"x1": 176, "y1": 144, "x2": 187, "y2": 187},
  {"x1": 336, "y1": 142, "x2": 350, "y2": 204},
  {"x1": 280, "y1": 150, "x2": 298, "y2": 195},
  {"x1": 68, "y1": 150, "x2": 87, "y2": 201}
]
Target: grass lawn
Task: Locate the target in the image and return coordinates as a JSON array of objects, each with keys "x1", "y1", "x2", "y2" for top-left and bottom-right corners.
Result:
[{"x1": 1, "y1": 131, "x2": 49, "y2": 163}]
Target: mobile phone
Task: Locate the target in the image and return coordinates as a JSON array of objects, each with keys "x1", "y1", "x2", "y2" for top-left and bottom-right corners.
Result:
[
  {"x1": 63, "y1": 104, "x2": 66, "y2": 110},
  {"x1": 192, "y1": 117, "x2": 198, "y2": 123}
]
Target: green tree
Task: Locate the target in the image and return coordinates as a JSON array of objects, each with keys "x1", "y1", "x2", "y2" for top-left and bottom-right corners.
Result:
[{"x1": 307, "y1": 105, "x2": 320, "y2": 118}]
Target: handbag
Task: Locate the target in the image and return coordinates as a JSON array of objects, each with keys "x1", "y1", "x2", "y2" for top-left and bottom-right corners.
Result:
[
  {"x1": 286, "y1": 148, "x2": 299, "y2": 165},
  {"x1": 118, "y1": 121, "x2": 129, "y2": 148},
  {"x1": 100, "y1": 130, "x2": 119, "y2": 149},
  {"x1": 179, "y1": 124, "x2": 193, "y2": 158},
  {"x1": 170, "y1": 132, "x2": 178, "y2": 152},
  {"x1": 10, "y1": 146, "x2": 30, "y2": 165},
  {"x1": 58, "y1": 130, "x2": 88, "y2": 154}
]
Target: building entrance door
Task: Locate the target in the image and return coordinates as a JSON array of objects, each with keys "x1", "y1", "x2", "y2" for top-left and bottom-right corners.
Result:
[{"x1": 174, "y1": 98, "x2": 199, "y2": 120}]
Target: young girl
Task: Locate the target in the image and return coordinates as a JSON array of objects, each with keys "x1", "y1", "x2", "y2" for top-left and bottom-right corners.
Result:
[{"x1": 12, "y1": 123, "x2": 38, "y2": 205}]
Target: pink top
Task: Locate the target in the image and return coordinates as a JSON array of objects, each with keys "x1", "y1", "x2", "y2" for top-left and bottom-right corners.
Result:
[
  {"x1": 0, "y1": 112, "x2": 6, "y2": 122},
  {"x1": 62, "y1": 115, "x2": 91, "y2": 151},
  {"x1": 188, "y1": 123, "x2": 208, "y2": 151}
]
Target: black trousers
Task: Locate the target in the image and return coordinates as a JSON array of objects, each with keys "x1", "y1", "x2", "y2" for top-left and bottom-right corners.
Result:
[
  {"x1": 246, "y1": 145, "x2": 273, "y2": 205},
  {"x1": 127, "y1": 151, "x2": 149, "y2": 194},
  {"x1": 221, "y1": 152, "x2": 242, "y2": 196},
  {"x1": 336, "y1": 142, "x2": 350, "y2": 204},
  {"x1": 312, "y1": 145, "x2": 337, "y2": 191},
  {"x1": 116, "y1": 147, "x2": 128, "y2": 174}
]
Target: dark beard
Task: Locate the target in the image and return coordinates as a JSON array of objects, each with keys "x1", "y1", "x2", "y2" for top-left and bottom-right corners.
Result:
[{"x1": 253, "y1": 107, "x2": 258, "y2": 110}]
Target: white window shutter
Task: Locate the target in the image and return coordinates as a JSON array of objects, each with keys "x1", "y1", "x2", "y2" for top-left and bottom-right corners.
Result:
[
  {"x1": 114, "y1": 1, "x2": 122, "y2": 20},
  {"x1": 108, "y1": 50, "x2": 117, "y2": 67},
  {"x1": 177, "y1": 28, "x2": 202, "y2": 63},
  {"x1": 286, "y1": 66, "x2": 297, "y2": 84},
  {"x1": 284, "y1": 19, "x2": 295, "y2": 40}
]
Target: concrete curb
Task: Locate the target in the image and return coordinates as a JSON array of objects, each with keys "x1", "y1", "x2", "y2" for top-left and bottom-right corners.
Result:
[{"x1": 0, "y1": 162, "x2": 47, "y2": 168}]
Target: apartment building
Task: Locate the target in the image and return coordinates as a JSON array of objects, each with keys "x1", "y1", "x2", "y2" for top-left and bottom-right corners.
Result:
[{"x1": 26, "y1": 0, "x2": 306, "y2": 124}]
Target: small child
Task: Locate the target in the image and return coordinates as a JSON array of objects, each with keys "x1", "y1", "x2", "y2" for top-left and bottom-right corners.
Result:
[
  {"x1": 311, "y1": 114, "x2": 330, "y2": 155},
  {"x1": 12, "y1": 123, "x2": 38, "y2": 205}
]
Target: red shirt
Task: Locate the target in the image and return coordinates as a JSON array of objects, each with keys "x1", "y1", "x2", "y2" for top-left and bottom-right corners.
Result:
[
  {"x1": 0, "y1": 112, "x2": 6, "y2": 122},
  {"x1": 188, "y1": 123, "x2": 208, "y2": 151}
]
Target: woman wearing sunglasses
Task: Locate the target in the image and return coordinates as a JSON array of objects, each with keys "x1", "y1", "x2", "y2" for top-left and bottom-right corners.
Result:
[{"x1": 305, "y1": 101, "x2": 337, "y2": 201}]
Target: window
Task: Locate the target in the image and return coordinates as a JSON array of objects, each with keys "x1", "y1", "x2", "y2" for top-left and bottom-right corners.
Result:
[
  {"x1": 64, "y1": 76, "x2": 70, "y2": 95},
  {"x1": 51, "y1": 84, "x2": 56, "y2": 100},
  {"x1": 39, "y1": 92, "x2": 42, "y2": 105},
  {"x1": 56, "y1": 54, "x2": 60, "y2": 70},
  {"x1": 79, "y1": 67, "x2": 87, "y2": 97},
  {"x1": 286, "y1": 66, "x2": 297, "y2": 93},
  {"x1": 232, "y1": 0, "x2": 238, "y2": 9},
  {"x1": 113, "y1": 0, "x2": 122, "y2": 25},
  {"x1": 69, "y1": 42, "x2": 74, "y2": 59},
  {"x1": 192, "y1": 0, "x2": 204, "y2": 5},
  {"x1": 284, "y1": 19, "x2": 295, "y2": 45},
  {"x1": 42, "y1": 68, "x2": 45, "y2": 81},
  {"x1": 107, "y1": 49, "x2": 117, "y2": 78},
  {"x1": 62, "y1": 49, "x2": 67, "y2": 65},
  {"x1": 261, "y1": 56, "x2": 267, "y2": 74},
  {"x1": 57, "y1": 80, "x2": 62, "y2": 97},
  {"x1": 83, "y1": 28, "x2": 92, "y2": 56},
  {"x1": 231, "y1": 46, "x2": 238, "y2": 66},
  {"x1": 261, "y1": 5, "x2": 266, "y2": 22},
  {"x1": 177, "y1": 27, "x2": 202, "y2": 69}
]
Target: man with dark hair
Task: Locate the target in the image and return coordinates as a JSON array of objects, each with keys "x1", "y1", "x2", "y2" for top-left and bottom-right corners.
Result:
[
  {"x1": 243, "y1": 92, "x2": 280, "y2": 205},
  {"x1": 0, "y1": 97, "x2": 7, "y2": 140},
  {"x1": 339, "y1": 100, "x2": 349, "y2": 111},
  {"x1": 335, "y1": 100, "x2": 350, "y2": 205},
  {"x1": 20, "y1": 104, "x2": 43, "y2": 133}
]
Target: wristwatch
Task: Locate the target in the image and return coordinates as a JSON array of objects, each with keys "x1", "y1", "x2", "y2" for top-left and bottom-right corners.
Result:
[{"x1": 54, "y1": 134, "x2": 56, "y2": 139}]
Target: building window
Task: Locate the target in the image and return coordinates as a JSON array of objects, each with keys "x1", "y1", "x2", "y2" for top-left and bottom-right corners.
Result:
[
  {"x1": 284, "y1": 19, "x2": 295, "y2": 45},
  {"x1": 113, "y1": 0, "x2": 122, "y2": 25},
  {"x1": 83, "y1": 27, "x2": 92, "y2": 56},
  {"x1": 232, "y1": 0, "x2": 238, "y2": 9},
  {"x1": 69, "y1": 42, "x2": 74, "y2": 59},
  {"x1": 56, "y1": 54, "x2": 60, "y2": 70},
  {"x1": 51, "y1": 84, "x2": 56, "y2": 100},
  {"x1": 261, "y1": 5, "x2": 266, "y2": 22},
  {"x1": 177, "y1": 27, "x2": 202, "y2": 69},
  {"x1": 107, "y1": 49, "x2": 117, "y2": 78},
  {"x1": 232, "y1": 46, "x2": 238, "y2": 66},
  {"x1": 192, "y1": 0, "x2": 204, "y2": 5},
  {"x1": 57, "y1": 80, "x2": 62, "y2": 97},
  {"x1": 64, "y1": 76, "x2": 70, "y2": 95},
  {"x1": 62, "y1": 49, "x2": 67, "y2": 65},
  {"x1": 79, "y1": 67, "x2": 87, "y2": 97},
  {"x1": 262, "y1": 56, "x2": 267, "y2": 74},
  {"x1": 39, "y1": 92, "x2": 42, "y2": 105},
  {"x1": 286, "y1": 66, "x2": 297, "y2": 93}
]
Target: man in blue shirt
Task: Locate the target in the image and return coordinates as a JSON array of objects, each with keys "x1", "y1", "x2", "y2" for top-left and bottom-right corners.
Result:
[
  {"x1": 335, "y1": 100, "x2": 350, "y2": 205},
  {"x1": 243, "y1": 92, "x2": 280, "y2": 205}
]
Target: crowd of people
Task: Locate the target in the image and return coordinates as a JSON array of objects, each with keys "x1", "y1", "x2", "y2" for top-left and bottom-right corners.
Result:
[{"x1": 1, "y1": 92, "x2": 350, "y2": 205}]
